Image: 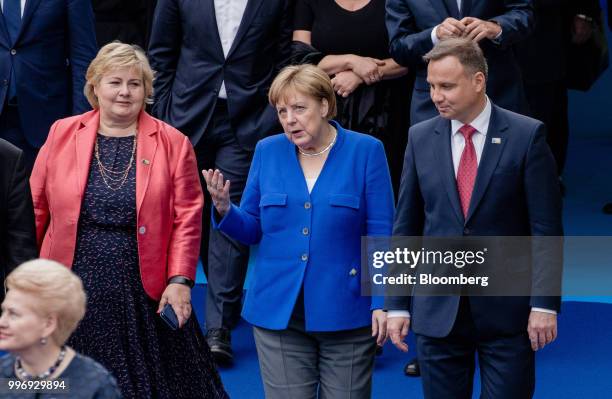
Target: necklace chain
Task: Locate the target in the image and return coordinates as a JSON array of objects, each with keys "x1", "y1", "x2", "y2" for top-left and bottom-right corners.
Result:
[
  {"x1": 15, "y1": 346, "x2": 66, "y2": 381},
  {"x1": 298, "y1": 129, "x2": 337, "y2": 157},
  {"x1": 94, "y1": 133, "x2": 137, "y2": 190}
]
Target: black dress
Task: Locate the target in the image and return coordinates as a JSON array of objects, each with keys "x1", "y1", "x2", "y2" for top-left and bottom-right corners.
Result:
[
  {"x1": 293, "y1": 0, "x2": 414, "y2": 196},
  {"x1": 0, "y1": 352, "x2": 122, "y2": 399},
  {"x1": 68, "y1": 134, "x2": 227, "y2": 399}
]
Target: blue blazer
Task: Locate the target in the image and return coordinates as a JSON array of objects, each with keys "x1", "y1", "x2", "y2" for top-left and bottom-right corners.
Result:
[
  {"x1": 0, "y1": 0, "x2": 97, "y2": 148},
  {"x1": 385, "y1": 0, "x2": 533, "y2": 124},
  {"x1": 388, "y1": 104, "x2": 563, "y2": 338},
  {"x1": 148, "y1": 0, "x2": 292, "y2": 151},
  {"x1": 215, "y1": 122, "x2": 395, "y2": 331}
]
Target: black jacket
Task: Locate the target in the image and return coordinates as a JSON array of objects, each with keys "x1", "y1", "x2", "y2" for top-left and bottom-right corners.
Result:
[{"x1": 0, "y1": 139, "x2": 37, "y2": 300}]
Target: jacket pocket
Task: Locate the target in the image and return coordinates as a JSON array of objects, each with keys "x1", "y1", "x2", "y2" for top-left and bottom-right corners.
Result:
[
  {"x1": 259, "y1": 193, "x2": 288, "y2": 234},
  {"x1": 259, "y1": 193, "x2": 287, "y2": 207},
  {"x1": 329, "y1": 194, "x2": 360, "y2": 209}
]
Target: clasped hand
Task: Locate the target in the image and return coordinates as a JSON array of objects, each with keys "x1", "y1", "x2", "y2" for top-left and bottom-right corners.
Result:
[{"x1": 437, "y1": 17, "x2": 502, "y2": 43}]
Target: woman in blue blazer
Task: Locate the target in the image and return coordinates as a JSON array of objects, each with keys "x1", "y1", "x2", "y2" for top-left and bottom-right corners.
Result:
[{"x1": 203, "y1": 65, "x2": 394, "y2": 399}]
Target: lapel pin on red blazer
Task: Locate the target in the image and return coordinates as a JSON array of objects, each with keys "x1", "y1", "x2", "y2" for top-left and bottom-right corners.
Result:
[{"x1": 142, "y1": 159, "x2": 150, "y2": 165}]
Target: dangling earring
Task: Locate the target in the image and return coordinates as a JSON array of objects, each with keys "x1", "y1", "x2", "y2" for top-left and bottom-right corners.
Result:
[{"x1": 40, "y1": 337, "x2": 48, "y2": 345}]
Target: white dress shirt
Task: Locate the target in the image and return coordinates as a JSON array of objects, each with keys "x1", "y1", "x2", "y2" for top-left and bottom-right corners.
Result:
[
  {"x1": 305, "y1": 177, "x2": 317, "y2": 194},
  {"x1": 0, "y1": 0, "x2": 26, "y2": 16},
  {"x1": 214, "y1": 0, "x2": 248, "y2": 99},
  {"x1": 388, "y1": 97, "x2": 555, "y2": 318}
]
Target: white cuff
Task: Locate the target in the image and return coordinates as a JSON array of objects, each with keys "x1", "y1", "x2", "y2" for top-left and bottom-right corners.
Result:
[
  {"x1": 387, "y1": 310, "x2": 411, "y2": 318},
  {"x1": 431, "y1": 25, "x2": 441, "y2": 45},
  {"x1": 531, "y1": 307, "x2": 557, "y2": 315}
]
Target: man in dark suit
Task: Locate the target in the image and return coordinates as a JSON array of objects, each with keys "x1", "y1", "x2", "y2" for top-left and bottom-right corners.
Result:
[
  {"x1": 0, "y1": 0, "x2": 97, "y2": 173},
  {"x1": 148, "y1": 0, "x2": 292, "y2": 364},
  {"x1": 386, "y1": 38, "x2": 562, "y2": 398},
  {"x1": 0, "y1": 138, "x2": 37, "y2": 303},
  {"x1": 385, "y1": 0, "x2": 534, "y2": 125}
]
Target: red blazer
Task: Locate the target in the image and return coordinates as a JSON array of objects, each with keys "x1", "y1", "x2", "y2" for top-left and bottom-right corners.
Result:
[{"x1": 30, "y1": 110, "x2": 203, "y2": 300}]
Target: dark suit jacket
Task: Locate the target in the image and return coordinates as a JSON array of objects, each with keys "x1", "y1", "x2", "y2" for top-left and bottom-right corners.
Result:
[
  {"x1": 148, "y1": 0, "x2": 292, "y2": 150},
  {"x1": 516, "y1": 0, "x2": 571, "y2": 83},
  {"x1": 0, "y1": 0, "x2": 97, "y2": 148},
  {"x1": 516, "y1": 0, "x2": 604, "y2": 84},
  {"x1": 0, "y1": 138, "x2": 37, "y2": 301},
  {"x1": 388, "y1": 103, "x2": 563, "y2": 338},
  {"x1": 385, "y1": 0, "x2": 533, "y2": 124},
  {"x1": 92, "y1": 0, "x2": 157, "y2": 49}
]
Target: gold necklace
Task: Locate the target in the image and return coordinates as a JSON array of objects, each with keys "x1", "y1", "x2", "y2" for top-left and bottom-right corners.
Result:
[{"x1": 94, "y1": 133, "x2": 137, "y2": 191}]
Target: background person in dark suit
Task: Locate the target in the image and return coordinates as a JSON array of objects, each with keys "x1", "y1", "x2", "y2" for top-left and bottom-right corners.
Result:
[
  {"x1": 385, "y1": 0, "x2": 534, "y2": 125},
  {"x1": 386, "y1": 38, "x2": 563, "y2": 398},
  {"x1": 148, "y1": 0, "x2": 292, "y2": 365},
  {"x1": 517, "y1": 0, "x2": 602, "y2": 185},
  {"x1": 0, "y1": 138, "x2": 36, "y2": 304},
  {"x1": 0, "y1": 0, "x2": 97, "y2": 173}
]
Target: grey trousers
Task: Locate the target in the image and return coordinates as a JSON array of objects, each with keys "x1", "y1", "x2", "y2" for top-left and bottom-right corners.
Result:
[{"x1": 253, "y1": 317, "x2": 376, "y2": 399}]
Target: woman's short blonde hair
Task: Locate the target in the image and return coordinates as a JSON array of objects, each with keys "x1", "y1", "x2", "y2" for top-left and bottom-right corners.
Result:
[
  {"x1": 84, "y1": 41, "x2": 154, "y2": 109},
  {"x1": 5, "y1": 259, "x2": 86, "y2": 346},
  {"x1": 268, "y1": 64, "x2": 337, "y2": 119}
]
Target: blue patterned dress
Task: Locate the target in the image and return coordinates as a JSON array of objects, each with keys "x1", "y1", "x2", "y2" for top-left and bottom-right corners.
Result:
[{"x1": 68, "y1": 134, "x2": 227, "y2": 399}]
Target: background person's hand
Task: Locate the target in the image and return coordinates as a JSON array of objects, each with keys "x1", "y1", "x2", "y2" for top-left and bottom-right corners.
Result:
[
  {"x1": 349, "y1": 55, "x2": 385, "y2": 83},
  {"x1": 572, "y1": 15, "x2": 594, "y2": 44},
  {"x1": 202, "y1": 169, "x2": 231, "y2": 217},
  {"x1": 371, "y1": 309, "x2": 388, "y2": 346},
  {"x1": 332, "y1": 70, "x2": 364, "y2": 97},
  {"x1": 436, "y1": 17, "x2": 467, "y2": 40},
  {"x1": 460, "y1": 17, "x2": 502, "y2": 42},
  {"x1": 388, "y1": 316, "x2": 410, "y2": 352},
  {"x1": 527, "y1": 310, "x2": 558, "y2": 351},
  {"x1": 158, "y1": 283, "x2": 192, "y2": 328}
]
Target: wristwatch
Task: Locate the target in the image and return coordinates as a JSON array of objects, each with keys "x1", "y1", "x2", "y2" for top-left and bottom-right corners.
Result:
[{"x1": 168, "y1": 276, "x2": 195, "y2": 288}]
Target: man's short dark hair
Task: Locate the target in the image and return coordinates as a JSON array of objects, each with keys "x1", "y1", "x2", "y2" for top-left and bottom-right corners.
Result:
[{"x1": 423, "y1": 38, "x2": 489, "y2": 80}]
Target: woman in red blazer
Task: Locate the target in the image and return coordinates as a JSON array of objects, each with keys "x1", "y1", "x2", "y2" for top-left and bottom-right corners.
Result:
[{"x1": 29, "y1": 43, "x2": 227, "y2": 399}]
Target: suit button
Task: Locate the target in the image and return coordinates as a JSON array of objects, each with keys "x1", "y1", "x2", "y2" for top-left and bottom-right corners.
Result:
[
  {"x1": 463, "y1": 228, "x2": 471, "y2": 235},
  {"x1": 10, "y1": 49, "x2": 16, "y2": 55},
  {"x1": 304, "y1": 202, "x2": 311, "y2": 209},
  {"x1": 2, "y1": 79, "x2": 7, "y2": 86},
  {"x1": 301, "y1": 253, "x2": 308, "y2": 261},
  {"x1": 349, "y1": 268, "x2": 357, "y2": 276},
  {"x1": 302, "y1": 227, "x2": 309, "y2": 235},
  {"x1": 139, "y1": 226, "x2": 147, "y2": 235}
]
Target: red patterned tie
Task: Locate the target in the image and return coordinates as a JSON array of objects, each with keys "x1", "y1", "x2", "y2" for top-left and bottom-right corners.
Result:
[{"x1": 456, "y1": 124, "x2": 477, "y2": 217}]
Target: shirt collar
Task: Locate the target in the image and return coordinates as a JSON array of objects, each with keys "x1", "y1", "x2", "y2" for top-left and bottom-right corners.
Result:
[{"x1": 451, "y1": 96, "x2": 492, "y2": 138}]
